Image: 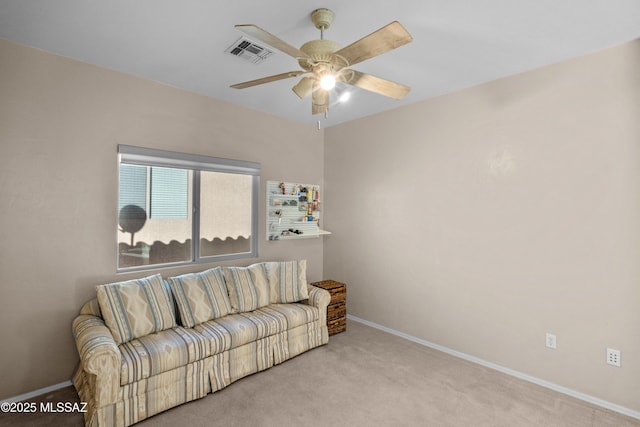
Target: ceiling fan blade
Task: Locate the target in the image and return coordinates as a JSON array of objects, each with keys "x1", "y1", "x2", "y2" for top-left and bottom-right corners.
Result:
[
  {"x1": 343, "y1": 70, "x2": 410, "y2": 99},
  {"x1": 235, "y1": 24, "x2": 308, "y2": 59},
  {"x1": 335, "y1": 21, "x2": 412, "y2": 67},
  {"x1": 312, "y1": 83, "x2": 328, "y2": 115},
  {"x1": 292, "y1": 76, "x2": 314, "y2": 99},
  {"x1": 231, "y1": 71, "x2": 303, "y2": 89}
]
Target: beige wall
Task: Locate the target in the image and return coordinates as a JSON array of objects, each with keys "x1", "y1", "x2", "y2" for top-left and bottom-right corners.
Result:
[
  {"x1": 0, "y1": 39, "x2": 324, "y2": 399},
  {"x1": 2, "y1": 34, "x2": 639, "y2": 413},
  {"x1": 324, "y1": 40, "x2": 640, "y2": 411}
]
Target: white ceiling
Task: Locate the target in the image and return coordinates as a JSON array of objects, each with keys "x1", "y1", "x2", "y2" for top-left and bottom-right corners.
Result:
[{"x1": 1, "y1": 1, "x2": 639, "y2": 127}]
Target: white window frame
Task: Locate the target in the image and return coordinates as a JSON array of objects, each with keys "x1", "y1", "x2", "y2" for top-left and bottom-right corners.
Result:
[{"x1": 117, "y1": 144, "x2": 260, "y2": 272}]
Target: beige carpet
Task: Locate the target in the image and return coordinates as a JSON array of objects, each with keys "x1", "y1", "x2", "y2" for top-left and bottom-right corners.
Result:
[{"x1": 2, "y1": 320, "x2": 638, "y2": 427}]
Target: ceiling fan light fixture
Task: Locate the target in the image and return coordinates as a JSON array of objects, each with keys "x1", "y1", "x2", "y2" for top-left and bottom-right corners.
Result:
[{"x1": 319, "y1": 73, "x2": 336, "y2": 90}]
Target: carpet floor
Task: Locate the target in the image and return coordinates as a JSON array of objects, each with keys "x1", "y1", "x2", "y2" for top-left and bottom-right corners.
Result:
[{"x1": 1, "y1": 320, "x2": 638, "y2": 426}]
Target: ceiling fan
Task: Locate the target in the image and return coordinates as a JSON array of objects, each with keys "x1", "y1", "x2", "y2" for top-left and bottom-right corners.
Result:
[{"x1": 230, "y1": 8, "x2": 413, "y2": 115}]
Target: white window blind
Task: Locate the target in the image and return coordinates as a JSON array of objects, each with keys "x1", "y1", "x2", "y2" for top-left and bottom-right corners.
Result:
[
  {"x1": 150, "y1": 167, "x2": 188, "y2": 219},
  {"x1": 118, "y1": 164, "x2": 147, "y2": 212}
]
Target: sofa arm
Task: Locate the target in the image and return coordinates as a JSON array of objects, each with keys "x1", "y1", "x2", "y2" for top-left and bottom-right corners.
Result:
[
  {"x1": 72, "y1": 314, "x2": 121, "y2": 406},
  {"x1": 306, "y1": 285, "x2": 331, "y2": 327}
]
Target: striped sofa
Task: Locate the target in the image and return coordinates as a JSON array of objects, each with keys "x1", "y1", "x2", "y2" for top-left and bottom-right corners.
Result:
[{"x1": 72, "y1": 261, "x2": 330, "y2": 427}]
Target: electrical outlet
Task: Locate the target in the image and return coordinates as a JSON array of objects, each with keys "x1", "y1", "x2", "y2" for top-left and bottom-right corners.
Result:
[
  {"x1": 546, "y1": 333, "x2": 557, "y2": 349},
  {"x1": 606, "y1": 348, "x2": 621, "y2": 367}
]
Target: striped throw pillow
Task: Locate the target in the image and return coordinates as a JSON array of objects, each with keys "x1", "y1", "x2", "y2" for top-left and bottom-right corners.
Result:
[
  {"x1": 265, "y1": 260, "x2": 309, "y2": 303},
  {"x1": 223, "y1": 264, "x2": 270, "y2": 313},
  {"x1": 96, "y1": 274, "x2": 176, "y2": 345},
  {"x1": 167, "y1": 267, "x2": 233, "y2": 328}
]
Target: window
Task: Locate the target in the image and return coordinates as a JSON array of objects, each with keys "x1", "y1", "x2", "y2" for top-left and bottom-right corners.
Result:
[{"x1": 117, "y1": 145, "x2": 259, "y2": 271}]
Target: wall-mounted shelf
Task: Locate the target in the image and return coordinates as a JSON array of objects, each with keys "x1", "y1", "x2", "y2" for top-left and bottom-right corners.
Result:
[{"x1": 266, "y1": 180, "x2": 330, "y2": 240}]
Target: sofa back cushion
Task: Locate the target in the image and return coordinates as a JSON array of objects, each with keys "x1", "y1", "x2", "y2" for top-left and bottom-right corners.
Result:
[
  {"x1": 264, "y1": 260, "x2": 309, "y2": 303},
  {"x1": 167, "y1": 267, "x2": 233, "y2": 327},
  {"x1": 223, "y1": 264, "x2": 270, "y2": 312},
  {"x1": 96, "y1": 274, "x2": 176, "y2": 345}
]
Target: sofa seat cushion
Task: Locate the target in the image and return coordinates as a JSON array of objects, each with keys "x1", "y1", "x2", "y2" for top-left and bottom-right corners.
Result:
[
  {"x1": 195, "y1": 308, "x2": 289, "y2": 352},
  {"x1": 196, "y1": 314, "x2": 263, "y2": 352},
  {"x1": 193, "y1": 320, "x2": 233, "y2": 355},
  {"x1": 119, "y1": 327, "x2": 210, "y2": 385},
  {"x1": 258, "y1": 304, "x2": 319, "y2": 329},
  {"x1": 239, "y1": 308, "x2": 288, "y2": 337}
]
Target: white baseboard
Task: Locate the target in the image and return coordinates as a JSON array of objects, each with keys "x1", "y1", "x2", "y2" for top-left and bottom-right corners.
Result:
[
  {"x1": 347, "y1": 314, "x2": 640, "y2": 420},
  {"x1": 0, "y1": 380, "x2": 72, "y2": 403}
]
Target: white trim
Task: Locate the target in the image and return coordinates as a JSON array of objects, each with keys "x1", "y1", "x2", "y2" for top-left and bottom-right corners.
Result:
[
  {"x1": 0, "y1": 380, "x2": 72, "y2": 403},
  {"x1": 347, "y1": 314, "x2": 640, "y2": 420}
]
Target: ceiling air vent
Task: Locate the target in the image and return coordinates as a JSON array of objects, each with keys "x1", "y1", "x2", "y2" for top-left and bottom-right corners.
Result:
[{"x1": 226, "y1": 37, "x2": 274, "y2": 64}]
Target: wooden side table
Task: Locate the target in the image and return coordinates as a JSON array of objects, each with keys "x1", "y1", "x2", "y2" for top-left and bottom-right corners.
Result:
[{"x1": 311, "y1": 280, "x2": 346, "y2": 335}]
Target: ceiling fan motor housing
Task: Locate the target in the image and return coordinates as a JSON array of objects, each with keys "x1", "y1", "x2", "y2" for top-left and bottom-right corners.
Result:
[
  {"x1": 311, "y1": 8, "x2": 334, "y2": 30},
  {"x1": 298, "y1": 39, "x2": 345, "y2": 72}
]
